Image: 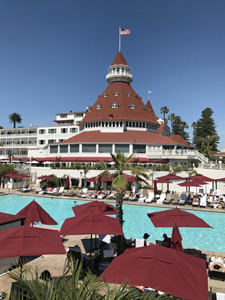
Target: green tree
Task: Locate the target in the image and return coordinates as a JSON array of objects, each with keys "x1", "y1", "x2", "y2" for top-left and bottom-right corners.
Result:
[
  {"x1": 98, "y1": 152, "x2": 149, "y2": 253},
  {"x1": 168, "y1": 113, "x2": 175, "y2": 129},
  {"x1": 193, "y1": 107, "x2": 219, "y2": 153},
  {"x1": 198, "y1": 135, "x2": 218, "y2": 160},
  {"x1": 171, "y1": 116, "x2": 189, "y2": 141},
  {"x1": 0, "y1": 164, "x2": 14, "y2": 187},
  {"x1": 160, "y1": 106, "x2": 169, "y2": 120},
  {"x1": 8, "y1": 113, "x2": 22, "y2": 128},
  {"x1": 83, "y1": 164, "x2": 90, "y2": 187},
  {"x1": 191, "y1": 122, "x2": 196, "y2": 144}
]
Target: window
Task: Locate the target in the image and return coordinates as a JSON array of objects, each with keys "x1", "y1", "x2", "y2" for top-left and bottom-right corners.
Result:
[
  {"x1": 39, "y1": 129, "x2": 46, "y2": 134},
  {"x1": 96, "y1": 104, "x2": 102, "y2": 109},
  {"x1": 50, "y1": 145, "x2": 58, "y2": 153},
  {"x1": 113, "y1": 92, "x2": 119, "y2": 96},
  {"x1": 60, "y1": 114, "x2": 67, "y2": 118},
  {"x1": 60, "y1": 145, "x2": 68, "y2": 153},
  {"x1": 129, "y1": 104, "x2": 136, "y2": 109},
  {"x1": 48, "y1": 128, "x2": 56, "y2": 134},
  {"x1": 39, "y1": 140, "x2": 45, "y2": 145},
  {"x1": 126, "y1": 93, "x2": 131, "y2": 97},
  {"x1": 70, "y1": 128, "x2": 77, "y2": 133},
  {"x1": 133, "y1": 144, "x2": 146, "y2": 153},
  {"x1": 59, "y1": 139, "x2": 65, "y2": 142},
  {"x1": 48, "y1": 139, "x2": 56, "y2": 144},
  {"x1": 103, "y1": 93, "x2": 108, "y2": 97},
  {"x1": 61, "y1": 128, "x2": 68, "y2": 134},
  {"x1": 115, "y1": 144, "x2": 129, "y2": 153},
  {"x1": 76, "y1": 113, "x2": 83, "y2": 117},
  {"x1": 70, "y1": 144, "x2": 79, "y2": 153},
  {"x1": 99, "y1": 144, "x2": 112, "y2": 153},
  {"x1": 111, "y1": 102, "x2": 119, "y2": 108},
  {"x1": 82, "y1": 144, "x2": 96, "y2": 153}
]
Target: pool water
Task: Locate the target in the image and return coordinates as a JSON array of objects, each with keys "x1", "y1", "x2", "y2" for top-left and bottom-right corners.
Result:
[{"x1": 0, "y1": 195, "x2": 224, "y2": 253}]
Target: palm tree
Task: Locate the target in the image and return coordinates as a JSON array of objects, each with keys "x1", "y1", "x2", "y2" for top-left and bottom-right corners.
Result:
[
  {"x1": 8, "y1": 113, "x2": 22, "y2": 128},
  {"x1": 160, "y1": 106, "x2": 169, "y2": 120},
  {"x1": 198, "y1": 135, "x2": 217, "y2": 159},
  {"x1": 168, "y1": 113, "x2": 175, "y2": 129},
  {"x1": 83, "y1": 164, "x2": 90, "y2": 187},
  {"x1": 181, "y1": 121, "x2": 189, "y2": 130},
  {"x1": 98, "y1": 152, "x2": 148, "y2": 227}
]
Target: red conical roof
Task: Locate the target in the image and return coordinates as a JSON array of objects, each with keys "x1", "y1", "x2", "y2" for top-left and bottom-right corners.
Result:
[
  {"x1": 81, "y1": 82, "x2": 158, "y2": 124},
  {"x1": 111, "y1": 52, "x2": 128, "y2": 66}
]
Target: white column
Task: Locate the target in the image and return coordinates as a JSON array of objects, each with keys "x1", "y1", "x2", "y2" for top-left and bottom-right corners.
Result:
[
  {"x1": 112, "y1": 144, "x2": 115, "y2": 154},
  {"x1": 96, "y1": 144, "x2": 99, "y2": 153},
  {"x1": 79, "y1": 144, "x2": 82, "y2": 154},
  {"x1": 129, "y1": 144, "x2": 133, "y2": 155}
]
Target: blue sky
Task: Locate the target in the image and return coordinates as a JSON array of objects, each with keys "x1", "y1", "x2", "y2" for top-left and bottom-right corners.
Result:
[{"x1": 0, "y1": 0, "x2": 225, "y2": 149}]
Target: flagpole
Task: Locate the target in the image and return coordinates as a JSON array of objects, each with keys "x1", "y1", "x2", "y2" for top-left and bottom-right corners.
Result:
[{"x1": 119, "y1": 25, "x2": 121, "y2": 52}]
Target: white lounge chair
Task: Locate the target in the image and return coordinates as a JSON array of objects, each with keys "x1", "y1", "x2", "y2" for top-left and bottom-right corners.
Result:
[
  {"x1": 138, "y1": 194, "x2": 146, "y2": 203},
  {"x1": 178, "y1": 193, "x2": 186, "y2": 205},
  {"x1": 81, "y1": 188, "x2": 88, "y2": 198},
  {"x1": 22, "y1": 185, "x2": 30, "y2": 192},
  {"x1": 200, "y1": 195, "x2": 207, "y2": 207},
  {"x1": 54, "y1": 187, "x2": 64, "y2": 195},
  {"x1": 214, "y1": 189, "x2": 220, "y2": 196},
  {"x1": 156, "y1": 193, "x2": 166, "y2": 204},
  {"x1": 47, "y1": 188, "x2": 57, "y2": 194},
  {"x1": 145, "y1": 192, "x2": 155, "y2": 203}
]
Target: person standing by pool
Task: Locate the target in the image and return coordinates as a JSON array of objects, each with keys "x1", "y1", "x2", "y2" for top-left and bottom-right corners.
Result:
[
  {"x1": 143, "y1": 233, "x2": 150, "y2": 246},
  {"x1": 162, "y1": 233, "x2": 171, "y2": 248}
]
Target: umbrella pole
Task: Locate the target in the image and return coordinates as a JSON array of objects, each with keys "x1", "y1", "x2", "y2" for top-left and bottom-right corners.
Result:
[{"x1": 90, "y1": 234, "x2": 92, "y2": 269}]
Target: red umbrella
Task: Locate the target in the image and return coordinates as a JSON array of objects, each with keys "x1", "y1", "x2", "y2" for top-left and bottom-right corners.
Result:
[
  {"x1": 16, "y1": 200, "x2": 58, "y2": 226},
  {"x1": 157, "y1": 173, "x2": 184, "y2": 180},
  {"x1": 122, "y1": 173, "x2": 136, "y2": 182},
  {"x1": 147, "y1": 208, "x2": 212, "y2": 228},
  {"x1": 66, "y1": 176, "x2": 70, "y2": 189},
  {"x1": 153, "y1": 180, "x2": 158, "y2": 195},
  {"x1": 87, "y1": 176, "x2": 97, "y2": 183},
  {"x1": 101, "y1": 244, "x2": 208, "y2": 300},
  {"x1": 4, "y1": 172, "x2": 26, "y2": 179},
  {"x1": 216, "y1": 177, "x2": 225, "y2": 181},
  {"x1": 178, "y1": 180, "x2": 202, "y2": 187},
  {"x1": 38, "y1": 176, "x2": 54, "y2": 180},
  {"x1": 154, "y1": 179, "x2": 172, "y2": 193},
  {"x1": 170, "y1": 224, "x2": 183, "y2": 252},
  {"x1": 189, "y1": 174, "x2": 214, "y2": 182},
  {"x1": 60, "y1": 213, "x2": 123, "y2": 236},
  {"x1": 72, "y1": 200, "x2": 116, "y2": 216},
  {"x1": 88, "y1": 174, "x2": 135, "y2": 183},
  {"x1": 0, "y1": 212, "x2": 26, "y2": 225},
  {"x1": 0, "y1": 226, "x2": 65, "y2": 259}
]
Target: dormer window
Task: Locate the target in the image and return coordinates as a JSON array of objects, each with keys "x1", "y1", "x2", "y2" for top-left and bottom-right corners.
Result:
[
  {"x1": 126, "y1": 93, "x2": 131, "y2": 97},
  {"x1": 113, "y1": 92, "x2": 119, "y2": 96},
  {"x1": 96, "y1": 104, "x2": 102, "y2": 110},
  {"x1": 103, "y1": 93, "x2": 108, "y2": 97},
  {"x1": 111, "y1": 102, "x2": 119, "y2": 108},
  {"x1": 135, "y1": 94, "x2": 139, "y2": 98},
  {"x1": 129, "y1": 104, "x2": 136, "y2": 109}
]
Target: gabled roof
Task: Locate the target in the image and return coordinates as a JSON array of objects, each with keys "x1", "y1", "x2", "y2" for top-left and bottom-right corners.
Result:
[
  {"x1": 170, "y1": 134, "x2": 190, "y2": 146},
  {"x1": 59, "y1": 130, "x2": 189, "y2": 146},
  {"x1": 81, "y1": 82, "x2": 158, "y2": 124},
  {"x1": 111, "y1": 51, "x2": 128, "y2": 66}
]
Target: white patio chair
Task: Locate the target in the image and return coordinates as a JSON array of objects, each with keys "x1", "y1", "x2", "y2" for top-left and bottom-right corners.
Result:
[
  {"x1": 145, "y1": 192, "x2": 155, "y2": 203},
  {"x1": 156, "y1": 193, "x2": 166, "y2": 204}
]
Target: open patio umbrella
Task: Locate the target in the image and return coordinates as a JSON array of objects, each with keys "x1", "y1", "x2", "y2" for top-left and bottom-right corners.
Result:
[
  {"x1": 37, "y1": 175, "x2": 54, "y2": 180},
  {"x1": 178, "y1": 180, "x2": 202, "y2": 193},
  {"x1": 170, "y1": 224, "x2": 183, "y2": 252},
  {"x1": 16, "y1": 200, "x2": 58, "y2": 226},
  {"x1": 188, "y1": 174, "x2": 214, "y2": 182},
  {"x1": 101, "y1": 244, "x2": 208, "y2": 300},
  {"x1": 66, "y1": 176, "x2": 70, "y2": 189},
  {"x1": 147, "y1": 208, "x2": 212, "y2": 228},
  {"x1": 157, "y1": 173, "x2": 184, "y2": 180},
  {"x1": 4, "y1": 172, "x2": 27, "y2": 179},
  {"x1": 0, "y1": 226, "x2": 65, "y2": 259},
  {"x1": 60, "y1": 213, "x2": 123, "y2": 236},
  {"x1": 153, "y1": 180, "x2": 158, "y2": 195},
  {"x1": 72, "y1": 200, "x2": 116, "y2": 216}
]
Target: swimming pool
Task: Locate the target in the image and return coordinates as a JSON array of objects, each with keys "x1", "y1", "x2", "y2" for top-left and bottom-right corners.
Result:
[{"x1": 0, "y1": 195, "x2": 224, "y2": 253}]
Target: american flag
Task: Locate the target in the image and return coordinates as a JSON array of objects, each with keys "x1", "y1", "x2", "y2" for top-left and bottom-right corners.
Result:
[{"x1": 120, "y1": 28, "x2": 131, "y2": 35}]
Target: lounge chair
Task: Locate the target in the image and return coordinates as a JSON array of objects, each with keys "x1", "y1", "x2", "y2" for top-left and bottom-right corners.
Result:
[
  {"x1": 156, "y1": 193, "x2": 166, "y2": 204},
  {"x1": 178, "y1": 193, "x2": 186, "y2": 205},
  {"x1": 22, "y1": 184, "x2": 30, "y2": 192},
  {"x1": 47, "y1": 188, "x2": 58, "y2": 195},
  {"x1": 200, "y1": 195, "x2": 207, "y2": 207},
  {"x1": 192, "y1": 196, "x2": 199, "y2": 207},
  {"x1": 198, "y1": 188, "x2": 204, "y2": 196},
  {"x1": 54, "y1": 187, "x2": 64, "y2": 195},
  {"x1": 138, "y1": 194, "x2": 147, "y2": 203},
  {"x1": 172, "y1": 193, "x2": 179, "y2": 205},
  {"x1": 186, "y1": 193, "x2": 192, "y2": 205},
  {"x1": 145, "y1": 192, "x2": 155, "y2": 203},
  {"x1": 214, "y1": 189, "x2": 220, "y2": 196},
  {"x1": 164, "y1": 193, "x2": 172, "y2": 204},
  {"x1": 97, "y1": 193, "x2": 106, "y2": 200},
  {"x1": 210, "y1": 189, "x2": 214, "y2": 195}
]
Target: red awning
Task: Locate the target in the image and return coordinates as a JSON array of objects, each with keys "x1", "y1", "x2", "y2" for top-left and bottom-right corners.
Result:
[{"x1": 72, "y1": 201, "x2": 116, "y2": 216}]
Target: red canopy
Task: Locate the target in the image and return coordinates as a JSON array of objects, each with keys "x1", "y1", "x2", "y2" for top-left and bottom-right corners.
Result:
[
  {"x1": 170, "y1": 224, "x2": 183, "y2": 252},
  {"x1": 153, "y1": 181, "x2": 158, "y2": 195},
  {"x1": 216, "y1": 177, "x2": 225, "y2": 181},
  {"x1": 101, "y1": 244, "x2": 208, "y2": 300},
  {"x1": 157, "y1": 173, "x2": 184, "y2": 180},
  {"x1": 0, "y1": 226, "x2": 65, "y2": 259},
  {"x1": 87, "y1": 173, "x2": 136, "y2": 183},
  {"x1": 188, "y1": 174, "x2": 214, "y2": 182},
  {"x1": 60, "y1": 213, "x2": 123, "y2": 236},
  {"x1": 0, "y1": 212, "x2": 25, "y2": 225},
  {"x1": 16, "y1": 200, "x2": 58, "y2": 226},
  {"x1": 72, "y1": 200, "x2": 116, "y2": 216},
  {"x1": 178, "y1": 180, "x2": 202, "y2": 187},
  {"x1": 147, "y1": 208, "x2": 212, "y2": 228},
  {"x1": 37, "y1": 176, "x2": 54, "y2": 180},
  {"x1": 154, "y1": 179, "x2": 172, "y2": 184},
  {"x1": 4, "y1": 172, "x2": 28, "y2": 179}
]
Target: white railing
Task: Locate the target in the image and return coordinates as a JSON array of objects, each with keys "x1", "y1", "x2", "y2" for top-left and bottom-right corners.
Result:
[{"x1": 147, "y1": 149, "x2": 208, "y2": 163}]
